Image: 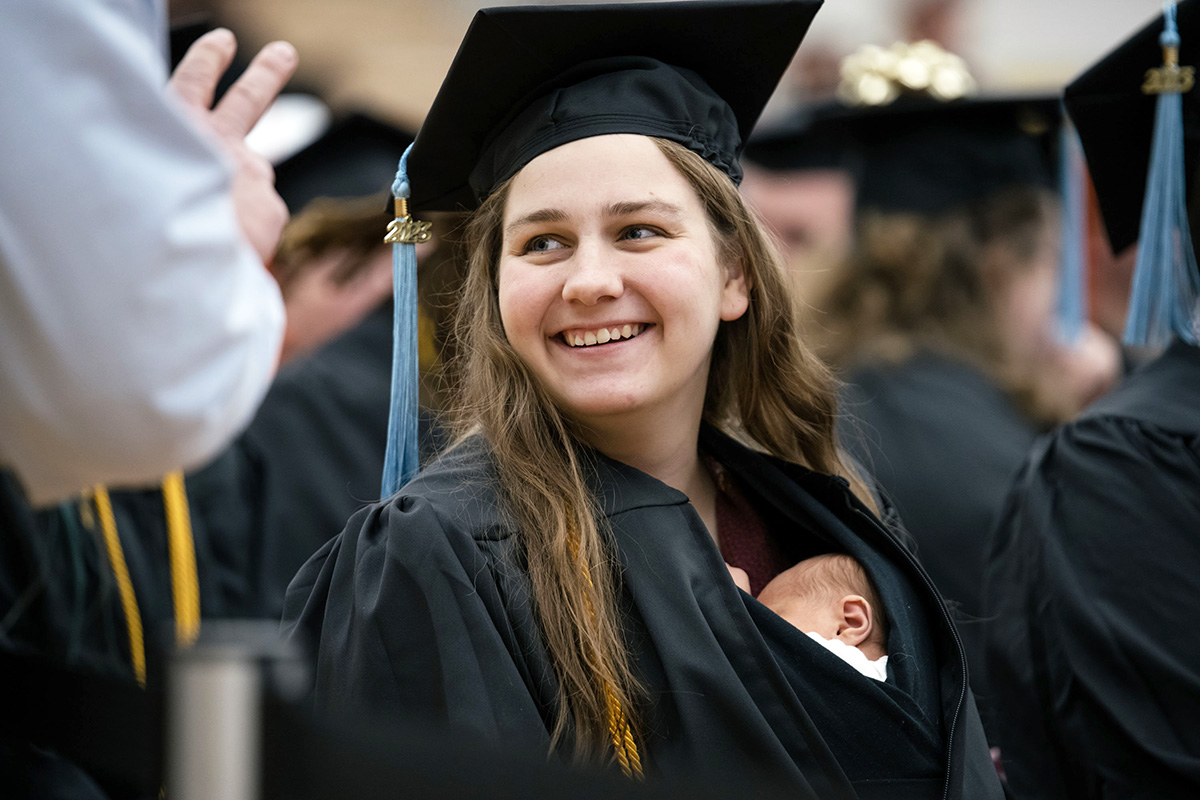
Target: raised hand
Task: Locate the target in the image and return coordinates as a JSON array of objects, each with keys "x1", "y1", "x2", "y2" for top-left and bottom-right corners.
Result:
[{"x1": 169, "y1": 29, "x2": 299, "y2": 262}]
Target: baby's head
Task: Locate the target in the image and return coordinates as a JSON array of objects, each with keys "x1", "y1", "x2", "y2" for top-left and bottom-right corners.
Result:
[{"x1": 757, "y1": 553, "x2": 888, "y2": 661}]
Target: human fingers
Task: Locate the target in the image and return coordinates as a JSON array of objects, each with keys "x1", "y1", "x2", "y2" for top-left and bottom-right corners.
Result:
[
  {"x1": 167, "y1": 28, "x2": 238, "y2": 111},
  {"x1": 211, "y1": 41, "x2": 298, "y2": 139},
  {"x1": 228, "y1": 144, "x2": 289, "y2": 262}
]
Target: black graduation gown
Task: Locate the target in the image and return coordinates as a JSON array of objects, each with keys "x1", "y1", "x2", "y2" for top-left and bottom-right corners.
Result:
[
  {"x1": 0, "y1": 474, "x2": 176, "y2": 799},
  {"x1": 981, "y1": 340, "x2": 1200, "y2": 799},
  {"x1": 235, "y1": 300, "x2": 396, "y2": 617},
  {"x1": 284, "y1": 427, "x2": 1002, "y2": 799},
  {"x1": 840, "y1": 350, "x2": 1040, "y2": 696},
  {"x1": 0, "y1": 466, "x2": 260, "y2": 681}
]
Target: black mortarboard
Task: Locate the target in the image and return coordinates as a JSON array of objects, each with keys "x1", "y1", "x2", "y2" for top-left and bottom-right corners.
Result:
[
  {"x1": 1064, "y1": 0, "x2": 1200, "y2": 254},
  {"x1": 405, "y1": 0, "x2": 823, "y2": 212},
  {"x1": 275, "y1": 113, "x2": 415, "y2": 212},
  {"x1": 843, "y1": 95, "x2": 1062, "y2": 215}
]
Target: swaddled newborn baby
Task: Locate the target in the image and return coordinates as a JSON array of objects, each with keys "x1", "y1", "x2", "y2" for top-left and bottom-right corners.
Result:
[{"x1": 730, "y1": 553, "x2": 889, "y2": 681}]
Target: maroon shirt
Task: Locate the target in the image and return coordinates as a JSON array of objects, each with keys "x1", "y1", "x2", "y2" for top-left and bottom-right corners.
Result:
[{"x1": 707, "y1": 456, "x2": 790, "y2": 596}]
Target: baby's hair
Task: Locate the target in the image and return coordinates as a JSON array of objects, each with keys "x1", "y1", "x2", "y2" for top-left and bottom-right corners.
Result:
[{"x1": 783, "y1": 553, "x2": 890, "y2": 643}]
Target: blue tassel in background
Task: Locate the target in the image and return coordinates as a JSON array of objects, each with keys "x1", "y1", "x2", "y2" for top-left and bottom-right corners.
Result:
[
  {"x1": 1057, "y1": 116, "x2": 1088, "y2": 343},
  {"x1": 1125, "y1": 0, "x2": 1200, "y2": 346}
]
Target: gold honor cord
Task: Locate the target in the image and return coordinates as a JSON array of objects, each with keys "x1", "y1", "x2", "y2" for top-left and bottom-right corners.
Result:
[
  {"x1": 162, "y1": 471, "x2": 200, "y2": 646},
  {"x1": 566, "y1": 529, "x2": 643, "y2": 779},
  {"x1": 93, "y1": 485, "x2": 147, "y2": 687},
  {"x1": 91, "y1": 472, "x2": 201, "y2": 686}
]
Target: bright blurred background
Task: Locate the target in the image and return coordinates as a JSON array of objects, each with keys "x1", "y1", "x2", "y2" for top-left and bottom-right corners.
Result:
[{"x1": 172, "y1": 0, "x2": 1167, "y2": 134}]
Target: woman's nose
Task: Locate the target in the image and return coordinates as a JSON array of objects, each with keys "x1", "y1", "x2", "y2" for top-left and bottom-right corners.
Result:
[{"x1": 561, "y1": 244, "x2": 624, "y2": 305}]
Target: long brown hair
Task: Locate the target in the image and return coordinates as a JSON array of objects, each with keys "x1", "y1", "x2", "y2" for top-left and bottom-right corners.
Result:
[{"x1": 443, "y1": 137, "x2": 877, "y2": 766}]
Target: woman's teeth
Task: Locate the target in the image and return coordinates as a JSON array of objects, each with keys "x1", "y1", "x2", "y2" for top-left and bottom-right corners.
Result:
[{"x1": 566, "y1": 323, "x2": 644, "y2": 347}]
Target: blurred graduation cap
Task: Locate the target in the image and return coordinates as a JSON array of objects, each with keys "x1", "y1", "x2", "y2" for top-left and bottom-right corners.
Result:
[
  {"x1": 743, "y1": 39, "x2": 1064, "y2": 216},
  {"x1": 380, "y1": 0, "x2": 823, "y2": 496},
  {"x1": 275, "y1": 113, "x2": 415, "y2": 213},
  {"x1": 841, "y1": 94, "x2": 1062, "y2": 216},
  {"x1": 1065, "y1": 0, "x2": 1200, "y2": 346},
  {"x1": 746, "y1": 91, "x2": 1061, "y2": 216}
]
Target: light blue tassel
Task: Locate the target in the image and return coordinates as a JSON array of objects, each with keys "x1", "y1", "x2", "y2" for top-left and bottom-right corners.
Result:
[
  {"x1": 1057, "y1": 116, "x2": 1088, "y2": 343},
  {"x1": 381, "y1": 144, "x2": 422, "y2": 496},
  {"x1": 1125, "y1": 0, "x2": 1200, "y2": 346}
]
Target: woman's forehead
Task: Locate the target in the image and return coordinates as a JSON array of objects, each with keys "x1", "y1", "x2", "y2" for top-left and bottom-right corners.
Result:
[{"x1": 502, "y1": 135, "x2": 702, "y2": 224}]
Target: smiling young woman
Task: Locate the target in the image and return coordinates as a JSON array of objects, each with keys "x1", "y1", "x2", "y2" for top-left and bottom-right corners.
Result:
[{"x1": 283, "y1": 3, "x2": 1002, "y2": 798}]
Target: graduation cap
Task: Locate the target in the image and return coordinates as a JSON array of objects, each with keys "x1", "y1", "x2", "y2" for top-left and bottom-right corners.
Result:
[
  {"x1": 403, "y1": 0, "x2": 822, "y2": 212},
  {"x1": 842, "y1": 94, "x2": 1062, "y2": 216},
  {"x1": 804, "y1": 40, "x2": 1061, "y2": 215},
  {"x1": 274, "y1": 113, "x2": 415, "y2": 212},
  {"x1": 379, "y1": 0, "x2": 823, "y2": 499},
  {"x1": 1065, "y1": 0, "x2": 1200, "y2": 346}
]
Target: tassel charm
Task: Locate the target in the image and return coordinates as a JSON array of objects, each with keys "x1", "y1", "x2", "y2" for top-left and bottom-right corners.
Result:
[
  {"x1": 1143, "y1": 17, "x2": 1195, "y2": 95},
  {"x1": 384, "y1": 197, "x2": 433, "y2": 245}
]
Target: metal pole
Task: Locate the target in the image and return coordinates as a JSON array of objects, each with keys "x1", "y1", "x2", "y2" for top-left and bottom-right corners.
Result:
[{"x1": 166, "y1": 620, "x2": 298, "y2": 800}]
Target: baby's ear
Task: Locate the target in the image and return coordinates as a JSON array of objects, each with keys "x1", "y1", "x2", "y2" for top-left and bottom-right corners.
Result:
[{"x1": 835, "y1": 594, "x2": 873, "y2": 647}]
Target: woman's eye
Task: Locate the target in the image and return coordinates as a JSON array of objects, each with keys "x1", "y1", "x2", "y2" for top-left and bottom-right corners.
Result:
[
  {"x1": 620, "y1": 226, "x2": 659, "y2": 241},
  {"x1": 524, "y1": 235, "x2": 565, "y2": 253}
]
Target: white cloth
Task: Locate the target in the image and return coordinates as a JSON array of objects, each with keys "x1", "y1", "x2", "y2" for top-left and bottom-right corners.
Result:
[
  {"x1": 0, "y1": 0, "x2": 285, "y2": 505},
  {"x1": 805, "y1": 632, "x2": 889, "y2": 681}
]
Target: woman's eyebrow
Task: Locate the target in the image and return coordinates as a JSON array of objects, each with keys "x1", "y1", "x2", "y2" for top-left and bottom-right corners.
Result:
[
  {"x1": 505, "y1": 207, "x2": 568, "y2": 238},
  {"x1": 607, "y1": 200, "x2": 685, "y2": 220}
]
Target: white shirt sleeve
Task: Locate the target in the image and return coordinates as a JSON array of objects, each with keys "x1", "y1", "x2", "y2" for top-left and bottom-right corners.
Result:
[{"x1": 0, "y1": 0, "x2": 285, "y2": 505}]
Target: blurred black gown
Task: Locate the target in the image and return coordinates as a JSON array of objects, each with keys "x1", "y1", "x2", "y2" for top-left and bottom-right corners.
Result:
[
  {"x1": 982, "y1": 340, "x2": 1200, "y2": 798},
  {"x1": 839, "y1": 349, "x2": 1041, "y2": 700}
]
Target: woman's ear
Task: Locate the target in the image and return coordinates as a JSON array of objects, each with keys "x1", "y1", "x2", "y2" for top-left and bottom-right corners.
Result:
[
  {"x1": 835, "y1": 594, "x2": 873, "y2": 648},
  {"x1": 719, "y1": 257, "x2": 751, "y2": 321}
]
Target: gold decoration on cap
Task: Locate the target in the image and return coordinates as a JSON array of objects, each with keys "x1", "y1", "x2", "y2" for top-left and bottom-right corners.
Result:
[
  {"x1": 385, "y1": 216, "x2": 433, "y2": 245},
  {"x1": 385, "y1": 195, "x2": 432, "y2": 245},
  {"x1": 1143, "y1": 38, "x2": 1195, "y2": 95},
  {"x1": 838, "y1": 40, "x2": 977, "y2": 107}
]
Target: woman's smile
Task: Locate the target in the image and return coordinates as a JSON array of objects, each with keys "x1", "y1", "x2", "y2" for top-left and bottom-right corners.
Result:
[{"x1": 559, "y1": 322, "x2": 649, "y2": 347}]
